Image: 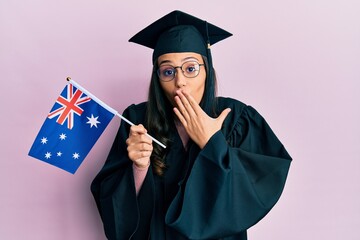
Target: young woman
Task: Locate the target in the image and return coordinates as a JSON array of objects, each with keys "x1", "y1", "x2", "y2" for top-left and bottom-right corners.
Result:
[{"x1": 91, "y1": 10, "x2": 292, "y2": 240}]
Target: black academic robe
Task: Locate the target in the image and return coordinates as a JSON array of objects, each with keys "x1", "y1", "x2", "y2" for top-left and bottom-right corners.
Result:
[{"x1": 91, "y1": 97, "x2": 292, "y2": 240}]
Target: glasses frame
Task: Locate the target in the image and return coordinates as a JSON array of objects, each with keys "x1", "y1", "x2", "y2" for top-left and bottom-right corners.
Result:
[{"x1": 157, "y1": 61, "x2": 205, "y2": 82}]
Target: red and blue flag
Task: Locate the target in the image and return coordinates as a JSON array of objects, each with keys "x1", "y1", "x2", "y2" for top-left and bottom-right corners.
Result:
[{"x1": 29, "y1": 82, "x2": 115, "y2": 174}]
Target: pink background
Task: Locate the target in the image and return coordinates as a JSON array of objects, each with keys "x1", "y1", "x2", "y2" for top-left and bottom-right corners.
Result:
[{"x1": 1, "y1": 1, "x2": 359, "y2": 239}]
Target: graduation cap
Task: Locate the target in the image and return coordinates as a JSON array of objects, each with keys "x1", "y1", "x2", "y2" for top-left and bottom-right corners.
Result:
[{"x1": 129, "y1": 10, "x2": 232, "y2": 63}]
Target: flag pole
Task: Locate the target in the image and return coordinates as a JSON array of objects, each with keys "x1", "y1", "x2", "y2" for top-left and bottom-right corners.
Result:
[{"x1": 66, "y1": 77, "x2": 166, "y2": 149}]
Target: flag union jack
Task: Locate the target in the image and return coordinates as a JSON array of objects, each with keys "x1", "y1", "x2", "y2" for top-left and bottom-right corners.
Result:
[
  {"x1": 48, "y1": 84, "x2": 91, "y2": 129},
  {"x1": 29, "y1": 81, "x2": 115, "y2": 174}
]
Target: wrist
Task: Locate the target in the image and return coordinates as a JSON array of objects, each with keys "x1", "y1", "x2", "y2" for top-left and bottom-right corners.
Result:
[
  {"x1": 134, "y1": 159, "x2": 150, "y2": 169},
  {"x1": 198, "y1": 135, "x2": 212, "y2": 149}
]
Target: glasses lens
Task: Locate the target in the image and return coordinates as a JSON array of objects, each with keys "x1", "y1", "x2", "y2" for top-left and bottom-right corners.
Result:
[
  {"x1": 182, "y1": 62, "x2": 200, "y2": 78},
  {"x1": 158, "y1": 66, "x2": 175, "y2": 81}
]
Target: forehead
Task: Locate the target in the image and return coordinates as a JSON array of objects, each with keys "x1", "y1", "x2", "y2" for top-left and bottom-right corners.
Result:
[{"x1": 157, "y1": 52, "x2": 203, "y2": 65}]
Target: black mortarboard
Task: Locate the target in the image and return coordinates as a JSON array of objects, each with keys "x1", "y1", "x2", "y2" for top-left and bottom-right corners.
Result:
[{"x1": 129, "y1": 10, "x2": 232, "y2": 63}]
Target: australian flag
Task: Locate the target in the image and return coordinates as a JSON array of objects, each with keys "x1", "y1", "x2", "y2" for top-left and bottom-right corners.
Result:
[{"x1": 29, "y1": 83, "x2": 115, "y2": 174}]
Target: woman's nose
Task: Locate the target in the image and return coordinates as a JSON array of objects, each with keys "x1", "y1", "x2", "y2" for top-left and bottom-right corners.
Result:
[{"x1": 174, "y1": 68, "x2": 186, "y2": 88}]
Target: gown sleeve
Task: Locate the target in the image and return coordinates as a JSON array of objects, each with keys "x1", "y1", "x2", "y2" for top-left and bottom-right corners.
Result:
[
  {"x1": 165, "y1": 104, "x2": 292, "y2": 239},
  {"x1": 90, "y1": 104, "x2": 143, "y2": 240}
]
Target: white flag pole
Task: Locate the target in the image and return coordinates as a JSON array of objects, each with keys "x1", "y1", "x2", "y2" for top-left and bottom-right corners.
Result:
[{"x1": 67, "y1": 77, "x2": 166, "y2": 149}]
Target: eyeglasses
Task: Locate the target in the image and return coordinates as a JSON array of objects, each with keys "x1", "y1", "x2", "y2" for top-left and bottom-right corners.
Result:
[{"x1": 157, "y1": 61, "x2": 205, "y2": 82}]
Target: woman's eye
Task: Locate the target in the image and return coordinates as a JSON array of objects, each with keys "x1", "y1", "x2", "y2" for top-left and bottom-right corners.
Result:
[
  {"x1": 186, "y1": 66, "x2": 196, "y2": 73},
  {"x1": 163, "y1": 69, "x2": 174, "y2": 76}
]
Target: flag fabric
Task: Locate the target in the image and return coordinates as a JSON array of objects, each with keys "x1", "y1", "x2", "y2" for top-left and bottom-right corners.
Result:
[{"x1": 29, "y1": 82, "x2": 115, "y2": 174}]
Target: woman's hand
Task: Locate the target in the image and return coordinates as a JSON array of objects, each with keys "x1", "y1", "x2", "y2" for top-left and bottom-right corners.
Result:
[
  {"x1": 126, "y1": 124, "x2": 153, "y2": 168},
  {"x1": 173, "y1": 90, "x2": 231, "y2": 149}
]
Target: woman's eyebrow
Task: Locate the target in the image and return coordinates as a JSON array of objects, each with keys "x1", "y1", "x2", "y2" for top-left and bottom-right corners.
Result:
[
  {"x1": 182, "y1": 56, "x2": 200, "y2": 62},
  {"x1": 158, "y1": 60, "x2": 172, "y2": 66},
  {"x1": 158, "y1": 56, "x2": 200, "y2": 66}
]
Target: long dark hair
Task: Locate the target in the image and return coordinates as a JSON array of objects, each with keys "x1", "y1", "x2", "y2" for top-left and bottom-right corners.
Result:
[{"x1": 145, "y1": 55, "x2": 218, "y2": 176}]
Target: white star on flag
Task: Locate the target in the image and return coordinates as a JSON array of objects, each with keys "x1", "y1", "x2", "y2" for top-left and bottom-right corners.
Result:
[
  {"x1": 86, "y1": 114, "x2": 100, "y2": 128},
  {"x1": 73, "y1": 152, "x2": 80, "y2": 159},
  {"x1": 41, "y1": 137, "x2": 48, "y2": 144},
  {"x1": 45, "y1": 152, "x2": 51, "y2": 159},
  {"x1": 57, "y1": 152, "x2": 62, "y2": 157},
  {"x1": 59, "y1": 133, "x2": 67, "y2": 140}
]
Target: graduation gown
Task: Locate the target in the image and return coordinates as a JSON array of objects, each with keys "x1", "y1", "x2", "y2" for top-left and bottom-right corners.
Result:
[{"x1": 91, "y1": 97, "x2": 292, "y2": 240}]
